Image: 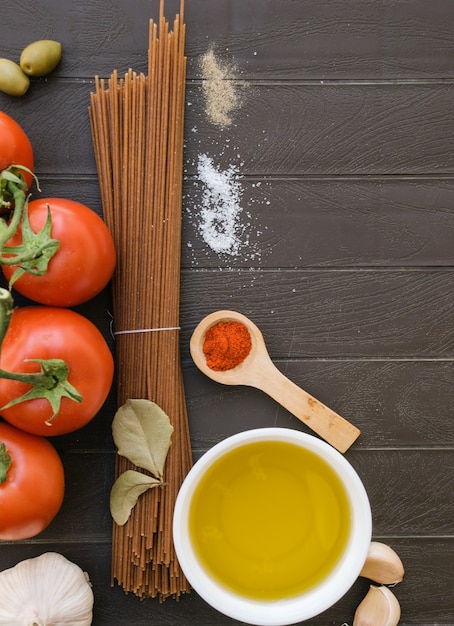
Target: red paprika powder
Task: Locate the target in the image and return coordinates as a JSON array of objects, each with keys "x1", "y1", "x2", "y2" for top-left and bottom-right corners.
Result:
[{"x1": 203, "y1": 320, "x2": 252, "y2": 371}]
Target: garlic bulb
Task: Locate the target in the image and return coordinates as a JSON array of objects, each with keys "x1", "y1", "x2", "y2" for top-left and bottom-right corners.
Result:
[
  {"x1": 359, "y1": 541, "x2": 405, "y2": 585},
  {"x1": 353, "y1": 584, "x2": 401, "y2": 626},
  {"x1": 0, "y1": 552, "x2": 94, "y2": 625}
]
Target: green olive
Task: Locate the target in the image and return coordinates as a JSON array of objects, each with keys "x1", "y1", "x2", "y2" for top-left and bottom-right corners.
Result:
[
  {"x1": 20, "y1": 40, "x2": 62, "y2": 77},
  {"x1": 0, "y1": 58, "x2": 30, "y2": 96}
]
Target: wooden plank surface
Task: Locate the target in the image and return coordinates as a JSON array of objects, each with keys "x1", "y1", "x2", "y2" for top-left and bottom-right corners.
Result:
[
  {"x1": 0, "y1": 0, "x2": 453, "y2": 624},
  {"x1": 3, "y1": 0, "x2": 454, "y2": 80},
  {"x1": 3, "y1": 82, "x2": 454, "y2": 176}
]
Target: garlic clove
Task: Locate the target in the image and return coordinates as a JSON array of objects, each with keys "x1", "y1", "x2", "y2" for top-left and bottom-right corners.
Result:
[
  {"x1": 0, "y1": 552, "x2": 94, "y2": 625},
  {"x1": 359, "y1": 541, "x2": 405, "y2": 585},
  {"x1": 353, "y1": 584, "x2": 401, "y2": 626}
]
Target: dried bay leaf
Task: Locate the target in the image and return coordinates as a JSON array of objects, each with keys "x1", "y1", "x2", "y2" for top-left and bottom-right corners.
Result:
[
  {"x1": 112, "y1": 399, "x2": 174, "y2": 479},
  {"x1": 110, "y1": 469, "x2": 161, "y2": 526}
]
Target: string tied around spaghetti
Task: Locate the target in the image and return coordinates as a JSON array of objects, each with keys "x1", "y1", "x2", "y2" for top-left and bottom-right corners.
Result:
[{"x1": 114, "y1": 326, "x2": 181, "y2": 336}]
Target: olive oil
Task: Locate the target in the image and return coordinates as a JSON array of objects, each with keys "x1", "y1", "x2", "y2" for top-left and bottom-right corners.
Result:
[{"x1": 189, "y1": 440, "x2": 351, "y2": 601}]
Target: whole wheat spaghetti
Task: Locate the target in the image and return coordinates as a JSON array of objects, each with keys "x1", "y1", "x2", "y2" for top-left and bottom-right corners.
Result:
[{"x1": 88, "y1": 0, "x2": 192, "y2": 600}]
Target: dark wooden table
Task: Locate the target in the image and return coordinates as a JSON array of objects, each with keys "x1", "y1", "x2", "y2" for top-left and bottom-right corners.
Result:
[{"x1": 1, "y1": 1, "x2": 453, "y2": 624}]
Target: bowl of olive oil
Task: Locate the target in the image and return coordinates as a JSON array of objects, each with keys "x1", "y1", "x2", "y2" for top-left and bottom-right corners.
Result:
[{"x1": 173, "y1": 428, "x2": 371, "y2": 626}]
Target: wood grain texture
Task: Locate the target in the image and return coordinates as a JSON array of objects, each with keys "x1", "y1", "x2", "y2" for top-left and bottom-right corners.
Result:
[
  {"x1": 29, "y1": 175, "x2": 454, "y2": 267},
  {"x1": 183, "y1": 359, "x2": 454, "y2": 449},
  {"x1": 180, "y1": 270, "x2": 454, "y2": 358},
  {"x1": 2, "y1": 82, "x2": 454, "y2": 176},
  {"x1": 3, "y1": 0, "x2": 454, "y2": 79},
  {"x1": 0, "y1": 0, "x2": 452, "y2": 623}
]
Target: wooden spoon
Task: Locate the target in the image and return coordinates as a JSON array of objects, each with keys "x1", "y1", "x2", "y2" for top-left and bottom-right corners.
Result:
[{"x1": 190, "y1": 310, "x2": 360, "y2": 453}]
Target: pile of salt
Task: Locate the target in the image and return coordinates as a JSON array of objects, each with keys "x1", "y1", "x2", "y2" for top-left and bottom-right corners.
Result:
[{"x1": 196, "y1": 154, "x2": 246, "y2": 256}]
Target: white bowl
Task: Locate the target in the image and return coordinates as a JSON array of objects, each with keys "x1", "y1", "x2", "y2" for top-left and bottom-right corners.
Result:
[{"x1": 173, "y1": 428, "x2": 371, "y2": 626}]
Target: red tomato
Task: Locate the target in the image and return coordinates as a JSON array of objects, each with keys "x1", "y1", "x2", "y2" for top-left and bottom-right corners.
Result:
[
  {"x1": 2, "y1": 197, "x2": 116, "y2": 306},
  {"x1": 0, "y1": 112, "x2": 34, "y2": 188},
  {"x1": 0, "y1": 306, "x2": 114, "y2": 436},
  {"x1": 0, "y1": 421, "x2": 65, "y2": 540}
]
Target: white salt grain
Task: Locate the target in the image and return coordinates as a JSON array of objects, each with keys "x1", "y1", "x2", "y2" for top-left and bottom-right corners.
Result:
[{"x1": 196, "y1": 154, "x2": 244, "y2": 255}]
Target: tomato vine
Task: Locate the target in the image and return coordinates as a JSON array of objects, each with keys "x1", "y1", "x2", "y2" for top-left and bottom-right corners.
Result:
[{"x1": 0, "y1": 166, "x2": 60, "y2": 286}]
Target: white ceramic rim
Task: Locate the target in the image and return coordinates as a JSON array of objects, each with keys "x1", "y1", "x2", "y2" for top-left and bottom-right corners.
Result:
[{"x1": 173, "y1": 428, "x2": 372, "y2": 626}]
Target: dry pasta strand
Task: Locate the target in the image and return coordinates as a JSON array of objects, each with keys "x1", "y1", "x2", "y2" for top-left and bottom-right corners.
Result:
[{"x1": 88, "y1": 0, "x2": 191, "y2": 601}]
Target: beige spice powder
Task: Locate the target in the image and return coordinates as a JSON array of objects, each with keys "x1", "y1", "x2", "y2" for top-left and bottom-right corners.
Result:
[{"x1": 200, "y1": 48, "x2": 243, "y2": 129}]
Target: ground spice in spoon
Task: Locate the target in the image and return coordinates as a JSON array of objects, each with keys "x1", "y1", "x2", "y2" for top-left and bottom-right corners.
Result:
[{"x1": 203, "y1": 321, "x2": 252, "y2": 371}]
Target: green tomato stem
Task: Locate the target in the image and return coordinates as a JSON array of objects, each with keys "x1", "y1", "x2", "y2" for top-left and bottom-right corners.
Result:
[
  {"x1": 0, "y1": 442, "x2": 11, "y2": 483},
  {"x1": 0, "y1": 171, "x2": 27, "y2": 246},
  {"x1": 0, "y1": 288, "x2": 83, "y2": 424},
  {"x1": 0, "y1": 237, "x2": 59, "y2": 266},
  {"x1": 0, "y1": 289, "x2": 14, "y2": 351},
  {"x1": 0, "y1": 166, "x2": 59, "y2": 279},
  {"x1": 0, "y1": 362, "x2": 64, "y2": 387}
]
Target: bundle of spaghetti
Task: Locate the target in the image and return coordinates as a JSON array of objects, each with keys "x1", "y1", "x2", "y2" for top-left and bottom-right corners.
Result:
[{"x1": 88, "y1": 0, "x2": 192, "y2": 601}]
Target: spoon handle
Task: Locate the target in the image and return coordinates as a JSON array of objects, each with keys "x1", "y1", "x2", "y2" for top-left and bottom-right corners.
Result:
[{"x1": 252, "y1": 360, "x2": 360, "y2": 453}]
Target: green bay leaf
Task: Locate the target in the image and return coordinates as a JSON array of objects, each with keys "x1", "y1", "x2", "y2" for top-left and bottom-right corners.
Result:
[
  {"x1": 110, "y1": 469, "x2": 161, "y2": 526},
  {"x1": 112, "y1": 399, "x2": 174, "y2": 479}
]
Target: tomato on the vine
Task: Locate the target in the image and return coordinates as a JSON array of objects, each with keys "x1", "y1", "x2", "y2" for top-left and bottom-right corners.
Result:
[
  {"x1": 0, "y1": 306, "x2": 114, "y2": 436},
  {"x1": 0, "y1": 112, "x2": 34, "y2": 189},
  {"x1": 0, "y1": 421, "x2": 65, "y2": 540},
  {"x1": 2, "y1": 197, "x2": 116, "y2": 306}
]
